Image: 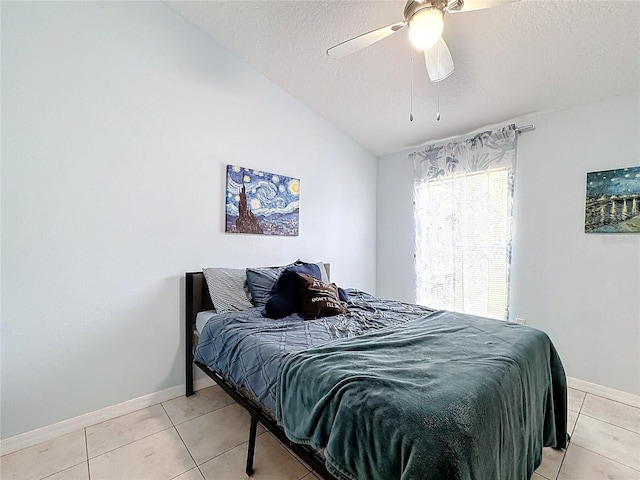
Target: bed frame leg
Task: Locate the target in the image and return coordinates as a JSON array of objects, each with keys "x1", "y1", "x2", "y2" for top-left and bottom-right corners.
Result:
[
  {"x1": 185, "y1": 273, "x2": 195, "y2": 397},
  {"x1": 186, "y1": 347, "x2": 194, "y2": 397},
  {"x1": 246, "y1": 413, "x2": 259, "y2": 477}
]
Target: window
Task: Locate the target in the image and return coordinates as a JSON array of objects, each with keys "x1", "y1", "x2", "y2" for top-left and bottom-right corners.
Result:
[{"x1": 413, "y1": 126, "x2": 517, "y2": 321}]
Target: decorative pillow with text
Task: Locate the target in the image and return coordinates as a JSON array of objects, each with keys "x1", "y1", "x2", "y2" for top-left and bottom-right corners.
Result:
[{"x1": 296, "y1": 273, "x2": 347, "y2": 319}]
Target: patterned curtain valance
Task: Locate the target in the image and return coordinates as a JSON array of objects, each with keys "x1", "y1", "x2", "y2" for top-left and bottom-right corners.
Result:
[{"x1": 412, "y1": 124, "x2": 518, "y2": 183}]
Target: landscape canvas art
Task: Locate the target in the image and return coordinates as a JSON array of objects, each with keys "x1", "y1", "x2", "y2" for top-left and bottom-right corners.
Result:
[
  {"x1": 225, "y1": 165, "x2": 300, "y2": 236},
  {"x1": 585, "y1": 166, "x2": 640, "y2": 233}
]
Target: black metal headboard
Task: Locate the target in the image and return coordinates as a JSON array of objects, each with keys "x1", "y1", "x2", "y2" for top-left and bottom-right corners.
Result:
[
  {"x1": 186, "y1": 272, "x2": 212, "y2": 326},
  {"x1": 185, "y1": 271, "x2": 210, "y2": 396},
  {"x1": 186, "y1": 264, "x2": 330, "y2": 328},
  {"x1": 184, "y1": 264, "x2": 329, "y2": 395}
]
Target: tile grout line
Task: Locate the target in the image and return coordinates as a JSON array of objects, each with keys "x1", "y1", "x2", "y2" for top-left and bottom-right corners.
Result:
[
  {"x1": 38, "y1": 461, "x2": 90, "y2": 480},
  {"x1": 171, "y1": 421, "x2": 201, "y2": 471},
  {"x1": 586, "y1": 391, "x2": 640, "y2": 410},
  {"x1": 161, "y1": 391, "x2": 236, "y2": 428},
  {"x1": 555, "y1": 413, "x2": 573, "y2": 480},
  {"x1": 578, "y1": 393, "x2": 586, "y2": 414},
  {"x1": 81, "y1": 391, "x2": 242, "y2": 478},
  {"x1": 87, "y1": 425, "x2": 176, "y2": 461},
  {"x1": 196, "y1": 430, "x2": 269, "y2": 470},
  {"x1": 166, "y1": 427, "x2": 199, "y2": 480},
  {"x1": 160, "y1": 402, "x2": 178, "y2": 428},
  {"x1": 568, "y1": 380, "x2": 640, "y2": 409},
  {"x1": 83, "y1": 393, "x2": 241, "y2": 480},
  {"x1": 571, "y1": 396, "x2": 640, "y2": 473},
  {"x1": 161, "y1": 400, "x2": 199, "y2": 480},
  {"x1": 556, "y1": 391, "x2": 586, "y2": 480},
  {"x1": 83, "y1": 391, "x2": 244, "y2": 459},
  {"x1": 85, "y1": 428, "x2": 91, "y2": 480},
  {"x1": 83, "y1": 397, "x2": 182, "y2": 460},
  {"x1": 34, "y1": 430, "x2": 91, "y2": 480},
  {"x1": 166, "y1": 399, "x2": 269, "y2": 469},
  {"x1": 564, "y1": 441, "x2": 640, "y2": 474},
  {"x1": 169, "y1": 402, "x2": 237, "y2": 428},
  {"x1": 265, "y1": 430, "x2": 313, "y2": 474},
  {"x1": 569, "y1": 438, "x2": 640, "y2": 473},
  {"x1": 81, "y1": 403, "x2": 169, "y2": 432},
  {"x1": 578, "y1": 412, "x2": 640, "y2": 436},
  {"x1": 578, "y1": 390, "x2": 640, "y2": 435}
]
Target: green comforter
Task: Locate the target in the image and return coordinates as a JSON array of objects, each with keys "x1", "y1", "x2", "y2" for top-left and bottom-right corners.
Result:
[{"x1": 276, "y1": 311, "x2": 567, "y2": 480}]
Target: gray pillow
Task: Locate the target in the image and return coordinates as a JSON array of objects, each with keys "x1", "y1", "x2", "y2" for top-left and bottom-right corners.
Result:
[
  {"x1": 314, "y1": 261, "x2": 330, "y2": 284},
  {"x1": 245, "y1": 265, "x2": 288, "y2": 308},
  {"x1": 202, "y1": 267, "x2": 253, "y2": 313}
]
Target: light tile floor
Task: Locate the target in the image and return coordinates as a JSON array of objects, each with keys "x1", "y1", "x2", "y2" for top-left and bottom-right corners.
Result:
[{"x1": 2, "y1": 386, "x2": 639, "y2": 480}]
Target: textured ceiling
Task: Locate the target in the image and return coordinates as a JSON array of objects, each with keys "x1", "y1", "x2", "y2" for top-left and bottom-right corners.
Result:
[{"x1": 166, "y1": 0, "x2": 640, "y2": 156}]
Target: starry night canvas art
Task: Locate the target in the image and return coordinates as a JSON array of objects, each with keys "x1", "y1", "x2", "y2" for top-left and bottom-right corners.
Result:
[
  {"x1": 225, "y1": 165, "x2": 299, "y2": 236},
  {"x1": 585, "y1": 166, "x2": 640, "y2": 233}
]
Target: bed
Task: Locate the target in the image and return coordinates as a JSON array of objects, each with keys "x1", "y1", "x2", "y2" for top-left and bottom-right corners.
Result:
[{"x1": 185, "y1": 265, "x2": 567, "y2": 480}]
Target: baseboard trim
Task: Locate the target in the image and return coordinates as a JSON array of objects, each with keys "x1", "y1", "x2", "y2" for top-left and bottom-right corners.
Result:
[
  {"x1": 0, "y1": 377, "x2": 214, "y2": 456},
  {"x1": 567, "y1": 376, "x2": 640, "y2": 408},
  {"x1": 3, "y1": 375, "x2": 638, "y2": 456}
]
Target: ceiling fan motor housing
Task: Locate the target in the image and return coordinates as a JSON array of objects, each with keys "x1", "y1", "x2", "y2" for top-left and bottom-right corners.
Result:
[{"x1": 403, "y1": 0, "x2": 450, "y2": 22}]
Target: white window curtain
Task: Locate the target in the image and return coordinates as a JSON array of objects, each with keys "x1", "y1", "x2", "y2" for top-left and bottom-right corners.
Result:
[{"x1": 412, "y1": 125, "x2": 518, "y2": 321}]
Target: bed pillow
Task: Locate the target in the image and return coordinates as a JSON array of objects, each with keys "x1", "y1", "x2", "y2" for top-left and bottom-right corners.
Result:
[
  {"x1": 294, "y1": 260, "x2": 329, "y2": 283},
  {"x1": 202, "y1": 267, "x2": 253, "y2": 313},
  {"x1": 316, "y1": 262, "x2": 330, "y2": 284},
  {"x1": 246, "y1": 264, "x2": 291, "y2": 307},
  {"x1": 296, "y1": 272, "x2": 347, "y2": 319},
  {"x1": 285, "y1": 262, "x2": 321, "y2": 281},
  {"x1": 338, "y1": 287, "x2": 350, "y2": 303},
  {"x1": 264, "y1": 264, "x2": 323, "y2": 319}
]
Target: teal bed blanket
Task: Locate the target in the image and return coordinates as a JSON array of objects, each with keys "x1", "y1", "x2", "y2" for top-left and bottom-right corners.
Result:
[{"x1": 276, "y1": 311, "x2": 567, "y2": 480}]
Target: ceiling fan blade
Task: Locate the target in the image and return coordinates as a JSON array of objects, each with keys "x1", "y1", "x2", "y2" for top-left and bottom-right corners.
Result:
[
  {"x1": 424, "y1": 37, "x2": 454, "y2": 82},
  {"x1": 449, "y1": 0, "x2": 518, "y2": 13},
  {"x1": 327, "y1": 22, "x2": 406, "y2": 58}
]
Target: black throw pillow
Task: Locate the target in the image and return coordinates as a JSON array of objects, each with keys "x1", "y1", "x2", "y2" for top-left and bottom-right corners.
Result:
[{"x1": 264, "y1": 270, "x2": 299, "y2": 319}]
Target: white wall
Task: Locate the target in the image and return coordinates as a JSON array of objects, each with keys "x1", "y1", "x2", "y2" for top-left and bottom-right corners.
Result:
[
  {"x1": 377, "y1": 92, "x2": 640, "y2": 395},
  {"x1": 1, "y1": 1, "x2": 376, "y2": 439}
]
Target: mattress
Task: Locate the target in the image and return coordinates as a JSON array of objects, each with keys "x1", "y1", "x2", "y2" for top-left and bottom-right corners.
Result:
[
  {"x1": 195, "y1": 310, "x2": 216, "y2": 335},
  {"x1": 193, "y1": 289, "x2": 436, "y2": 413}
]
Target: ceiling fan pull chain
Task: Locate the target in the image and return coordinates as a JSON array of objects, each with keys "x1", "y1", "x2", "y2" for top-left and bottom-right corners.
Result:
[
  {"x1": 410, "y1": 47, "x2": 414, "y2": 122},
  {"x1": 436, "y1": 43, "x2": 441, "y2": 121}
]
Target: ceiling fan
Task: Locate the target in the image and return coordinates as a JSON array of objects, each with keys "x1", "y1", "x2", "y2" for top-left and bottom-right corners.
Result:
[{"x1": 327, "y1": 0, "x2": 518, "y2": 82}]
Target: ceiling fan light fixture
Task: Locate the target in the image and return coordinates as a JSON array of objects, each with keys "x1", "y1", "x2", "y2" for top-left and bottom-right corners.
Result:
[{"x1": 409, "y1": 8, "x2": 444, "y2": 51}]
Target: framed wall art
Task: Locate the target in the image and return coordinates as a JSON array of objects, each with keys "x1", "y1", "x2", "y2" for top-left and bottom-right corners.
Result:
[
  {"x1": 585, "y1": 166, "x2": 640, "y2": 233},
  {"x1": 225, "y1": 165, "x2": 300, "y2": 236}
]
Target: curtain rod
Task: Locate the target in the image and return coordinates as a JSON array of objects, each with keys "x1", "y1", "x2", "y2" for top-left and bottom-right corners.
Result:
[
  {"x1": 515, "y1": 124, "x2": 535, "y2": 134},
  {"x1": 411, "y1": 123, "x2": 535, "y2": 153}
]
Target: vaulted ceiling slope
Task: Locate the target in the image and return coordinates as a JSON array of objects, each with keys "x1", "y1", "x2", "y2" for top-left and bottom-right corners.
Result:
[{"x1": 166, "y1": 0, "x2": 640, "y2": 156}]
